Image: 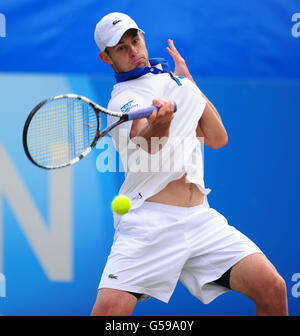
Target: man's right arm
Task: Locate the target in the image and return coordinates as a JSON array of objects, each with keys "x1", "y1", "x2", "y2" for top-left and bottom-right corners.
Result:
[{"x1": 130, "y1": 98, "x2": 175, "y2": 154}]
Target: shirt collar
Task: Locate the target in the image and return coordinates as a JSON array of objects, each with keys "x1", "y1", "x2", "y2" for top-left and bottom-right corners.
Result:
[{"x1": 114, "y1": 58, "x2": 171, "y2": 83}]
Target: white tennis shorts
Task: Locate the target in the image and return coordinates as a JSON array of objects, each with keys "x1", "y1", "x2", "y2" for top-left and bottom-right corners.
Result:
[{"x1": 98, "y1": 197, "x2": 262, "y2": 304}]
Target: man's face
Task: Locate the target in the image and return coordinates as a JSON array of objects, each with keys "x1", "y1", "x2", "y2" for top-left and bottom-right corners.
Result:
[{"x1": 103, "y1": 29, "x2": 150, "y2": 73}]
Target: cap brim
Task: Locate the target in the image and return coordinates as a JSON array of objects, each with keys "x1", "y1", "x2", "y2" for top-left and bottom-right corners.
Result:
[{"x1": 106, "y1": 27, "x2": 145, "y2": 48}]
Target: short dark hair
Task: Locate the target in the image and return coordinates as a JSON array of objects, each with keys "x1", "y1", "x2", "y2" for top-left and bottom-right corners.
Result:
[{"x1": 124, "y1": 28, "x2": 139, "y2": 38}]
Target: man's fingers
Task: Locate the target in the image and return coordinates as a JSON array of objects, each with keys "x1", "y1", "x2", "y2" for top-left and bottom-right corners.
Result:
[
  {"x1": 156, "y1": 102, "x2": 174, "y2": 118},
  {"x1": 166, "y1": 46, "x2": 174, "y2": 56},
  {"x1": 167, "y1": 47, "x2": 182, "y2": 66},
  {"x1": 152, "y1": 99, "x2": 162, "y2": 108},
  {"x1": 168, "y1": 39, "x2": 175, "y2": 51},
  {"x1": 168, "y1": 39, "x2": 180, "y2": 54},
  {"x1": 148, "y1": 109, "x2": 157, "y2": 123},
  {"x1": 167, "y1": 39, "x2": 185, "y2": 66},
  {"x1": 167, "y1": 39, "x2": 178, "y2": 56},
  {"x1": 149, "y1": 100, "x2": 162, "y2": 123},
  {"x1": 149, "y1": 99, "x2": 175, "y2": 124}
]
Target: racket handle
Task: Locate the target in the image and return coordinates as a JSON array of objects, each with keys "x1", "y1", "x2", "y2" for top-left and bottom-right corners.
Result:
[{"x1": 127, "y1": 102, "x2": 177, "y2": 121}]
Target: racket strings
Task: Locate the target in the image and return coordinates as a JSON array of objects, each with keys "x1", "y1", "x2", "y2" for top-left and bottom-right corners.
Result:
[{"x1": 26, "y1": 97, "x2": 98, "y2": 167}]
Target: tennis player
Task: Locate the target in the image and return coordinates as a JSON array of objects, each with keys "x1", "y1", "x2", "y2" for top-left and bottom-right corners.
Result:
[{"x1": 91, "y1": 12, "x2": 288, "y2": 316}]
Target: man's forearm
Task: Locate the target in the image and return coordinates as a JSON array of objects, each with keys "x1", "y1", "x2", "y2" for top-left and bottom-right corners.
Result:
[
  {"x1": 196, "y1": 101, "x2": 228, "y2": 149},
  {"x1": 191, "y1": 82, "x2": 225, "y2": 146},
  {"x1": 130, "y1": 99, "x2": 174, "y2": 154},
  {"x1": 133, "y1": 121, "x2": 171, "y2": 154}
]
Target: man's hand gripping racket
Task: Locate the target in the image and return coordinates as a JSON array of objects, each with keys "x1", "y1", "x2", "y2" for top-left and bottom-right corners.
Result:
[{"x1": 23, "y1": 94, "x2": 177, "y2": 169}]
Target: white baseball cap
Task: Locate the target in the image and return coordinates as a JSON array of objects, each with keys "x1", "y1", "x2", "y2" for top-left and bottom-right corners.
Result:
[{"x1": 94, "y1": 12, "x2": 145, "y2": 51}]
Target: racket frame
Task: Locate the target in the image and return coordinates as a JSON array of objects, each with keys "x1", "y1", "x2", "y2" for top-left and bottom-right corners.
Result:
[
  {"x1": 24, "y1": 94, "x2": 130, "y2": 169},
  {"x1": 23, "y1": 93, "x2": 175, "y2": 169}
]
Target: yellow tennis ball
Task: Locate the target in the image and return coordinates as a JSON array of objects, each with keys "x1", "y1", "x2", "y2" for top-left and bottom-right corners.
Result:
[{"x1": 111, "y1": 195, "x2": 131, "y2": 215}]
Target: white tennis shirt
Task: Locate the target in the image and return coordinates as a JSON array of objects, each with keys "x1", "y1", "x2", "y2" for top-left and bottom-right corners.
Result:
[{"x1": 107, "y1": 59, "x2": 211, "y2": 209}]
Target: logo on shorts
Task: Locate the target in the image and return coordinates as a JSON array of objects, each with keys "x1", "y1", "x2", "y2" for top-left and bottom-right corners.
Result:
[
  {"x1": 132, "y1": 192, "x2": 142, "y2": 201},
  {"x1": 108, "y1": 274, "x2": 118, "y2": 280}
]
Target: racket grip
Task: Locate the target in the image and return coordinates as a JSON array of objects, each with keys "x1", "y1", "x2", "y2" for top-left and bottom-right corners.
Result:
[{"x1": 127, "y1": 102, "x2": 177, "y2": 121}]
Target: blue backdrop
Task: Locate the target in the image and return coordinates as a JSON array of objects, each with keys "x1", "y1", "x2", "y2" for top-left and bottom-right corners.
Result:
[{"x1": 0, "y1": 0, "x2": 300, "y2": 316}]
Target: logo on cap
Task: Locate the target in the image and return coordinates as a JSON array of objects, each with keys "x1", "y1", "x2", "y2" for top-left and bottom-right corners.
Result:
[{"x1": 112, "y1": 19, "x2": 122, "y2": 25}]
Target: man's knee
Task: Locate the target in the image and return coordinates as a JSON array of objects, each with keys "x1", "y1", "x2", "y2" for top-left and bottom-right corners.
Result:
[
  {"x1": 91, "y1": 294, "x2": 115, "y2": 316},
  {"x1": 230, "y1": 253, "x2": 288, "y2": 314},
  {"x1": 91, "y1": 288, "x2": 137, "y2": 316},
  {"x1": 257, "y1": 275, "x2": 287, "y2": 309}
]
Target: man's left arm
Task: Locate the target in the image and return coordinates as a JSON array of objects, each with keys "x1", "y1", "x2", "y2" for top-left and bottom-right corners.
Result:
[
  {"x1": 196, "y1": 96, "x2": 228, "y2": 149},
  {"x1": 167, "y1": 39, "x2": 228, "y2": 149}
]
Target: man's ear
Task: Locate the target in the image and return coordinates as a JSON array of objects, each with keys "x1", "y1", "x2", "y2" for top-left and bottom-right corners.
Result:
[{"x1": 98, "y1": 51, "x2": 112, "y2": 65}]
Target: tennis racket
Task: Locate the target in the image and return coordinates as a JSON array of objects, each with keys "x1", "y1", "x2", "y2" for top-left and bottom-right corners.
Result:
[{"x1": 23, "y1": 94, "x2": 177, "y2": 169}]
